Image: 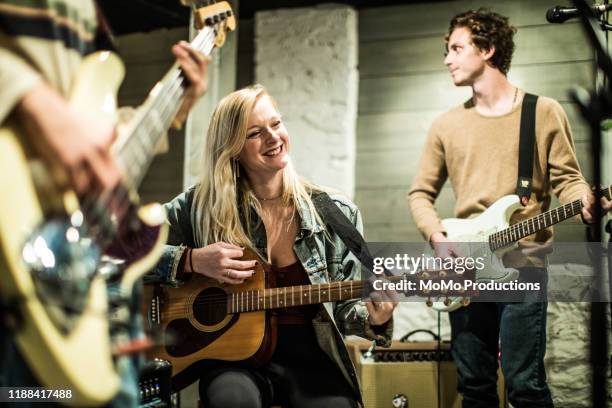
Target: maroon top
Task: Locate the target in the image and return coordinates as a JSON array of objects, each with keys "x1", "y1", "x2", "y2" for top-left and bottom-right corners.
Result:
[{"x1": 272, "y1": 261, "x2": 319, "y2": 325}]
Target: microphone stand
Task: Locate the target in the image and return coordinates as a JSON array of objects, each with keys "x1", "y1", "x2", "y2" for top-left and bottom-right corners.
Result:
[{"x1": 570, "y1": 1, "x2": 611, "y2": 406}]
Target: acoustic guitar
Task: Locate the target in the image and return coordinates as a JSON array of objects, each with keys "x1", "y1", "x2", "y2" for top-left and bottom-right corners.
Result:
[{"x1": 143, "y1": 248, "x2": 462, "y2": 390}]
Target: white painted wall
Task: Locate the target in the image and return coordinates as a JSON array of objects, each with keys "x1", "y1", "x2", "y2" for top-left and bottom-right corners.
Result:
[{"x1": 255, "y1": 5, "x2": 358, "y2": 198}]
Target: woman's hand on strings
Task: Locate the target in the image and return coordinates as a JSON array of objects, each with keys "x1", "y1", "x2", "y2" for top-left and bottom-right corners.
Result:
[
  {"x1": 366, "y1": 288, "x2": 398, "y2": 326},
  {"x1": 191, "y1": 242, "x2": 256, "y2": 284}
]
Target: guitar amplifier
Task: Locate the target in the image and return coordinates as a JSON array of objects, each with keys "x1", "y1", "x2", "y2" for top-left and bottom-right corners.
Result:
[
  {"x1": 346, "y1": 340, "x2": 507, "y2": 408},
  {"x1": 138, "y1": 358, "x2": 178, "y2": 408}
]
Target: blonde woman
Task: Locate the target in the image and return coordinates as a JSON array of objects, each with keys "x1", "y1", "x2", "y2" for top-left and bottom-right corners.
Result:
[{"x1": 150, "y1": 84, "x2": 395, "y2": 408}]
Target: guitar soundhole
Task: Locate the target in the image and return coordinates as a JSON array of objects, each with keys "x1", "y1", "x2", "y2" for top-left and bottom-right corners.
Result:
[{"x1": 193, "y1": 287, "x2": 228, "y2": 326}]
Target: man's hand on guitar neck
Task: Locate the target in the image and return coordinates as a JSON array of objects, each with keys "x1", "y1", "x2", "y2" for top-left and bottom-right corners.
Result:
[
  {"x1": 16, "y1": 42, "x2": 210, "y2": 196},
  {"x1": 581, "y1": 190, "x2": 611, "y2": 224},
  {"x1": 171, "y1": 41, "x2": 211, "y2": 129},
  {"x1": 17, "y1": 81, "x2": 122, "y2": 196}
]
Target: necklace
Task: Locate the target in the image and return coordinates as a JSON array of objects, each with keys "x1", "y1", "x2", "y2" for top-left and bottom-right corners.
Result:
[
  {"x1": 474, "y1": 87, "x2": 519, "y2": 116},
  {"x1": 255, "y1": 194, "x2": 282, "y2": 202}
]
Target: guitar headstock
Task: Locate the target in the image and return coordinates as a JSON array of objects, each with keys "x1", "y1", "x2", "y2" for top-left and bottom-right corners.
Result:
[
  {"x1": 189, "y1": 1, "x2": 236, "y2": 48},
  {"x1": 413, "y1": 268, "x2": 477, "y2": 307},
  {"x1": 370, "y1": 268, "x2": 476, "y2": 307}
]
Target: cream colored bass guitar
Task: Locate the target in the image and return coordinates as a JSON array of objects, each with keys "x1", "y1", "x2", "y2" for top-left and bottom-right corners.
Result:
[{"x1": 0, "y1": 2, "x2": 234, "y2": 405}]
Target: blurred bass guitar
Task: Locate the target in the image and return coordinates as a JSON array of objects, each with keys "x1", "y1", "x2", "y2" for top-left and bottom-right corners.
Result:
[{"x1": 0, "y1": 2, "x2": 234, "y2": 405}]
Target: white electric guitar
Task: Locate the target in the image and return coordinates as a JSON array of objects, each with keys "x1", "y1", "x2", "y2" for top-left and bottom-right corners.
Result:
[
  {"x1": 431, "y1": 186, "x2": 612, "y2": 312},
  {"x1": 0, "y1": 2, "x2": 234, "y2": 405}
]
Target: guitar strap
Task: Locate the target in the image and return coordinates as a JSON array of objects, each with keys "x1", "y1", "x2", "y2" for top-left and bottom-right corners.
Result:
[
  {"x1": 311, "y1": 192, "x2": 385, "y2": 277},
  {"x1": 93, "y1": 1, "x2": 118, "y2": 52},
  {"x1": 516, "y1": 93, "x2": 539, "y2": 206}
]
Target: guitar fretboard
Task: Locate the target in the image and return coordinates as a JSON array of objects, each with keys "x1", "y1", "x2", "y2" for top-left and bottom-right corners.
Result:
[
  {"x1": 489, "y1": 185, "x2": 611, "y2": 250},
  {"x1": 226, "y1": 275, "x2": 405, "y2": 314},
  {"x1": 114, "y1": 27, "x2": 217, "y2": 188}
]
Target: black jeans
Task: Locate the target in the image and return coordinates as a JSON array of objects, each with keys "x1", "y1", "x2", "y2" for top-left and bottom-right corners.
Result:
[
  {"x1": 198, "y1": 325, "x2": 358, "y2": 408},
  {"x1": 449, "y1": 268, "x2": 553, "y2": 408}
]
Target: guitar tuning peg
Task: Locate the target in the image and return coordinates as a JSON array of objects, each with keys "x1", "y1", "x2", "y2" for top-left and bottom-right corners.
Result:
[
  {"x1": 460, "y1": 298, "x2": 470, "y2": 307},
  {"x1": 422, "y1": 288, "x2": 430, "y2": 295},
  {"x1": 425, "y1": 298, "x2": 433, "y2": 307},
  {"x1": 439, "y1": 270, "x2": 447, "y2": 278},
  {"x1": 443, "y1": 298, "x2": 451, "y2": 306},
  {"x1": 421, "y1": 272, "x2": 430, "y2": 280}
]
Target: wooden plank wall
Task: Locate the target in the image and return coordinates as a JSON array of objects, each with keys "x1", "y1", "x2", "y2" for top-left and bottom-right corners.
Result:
[
  {"x1": 237, "y1": 18, "x2": 255, "y2": 88},
  {"x1": 356, "y1": 0, "x2": 595, "y2": 243},
  {"x1": 115, "y1": 28, "x2": 189, "y2": 205}
]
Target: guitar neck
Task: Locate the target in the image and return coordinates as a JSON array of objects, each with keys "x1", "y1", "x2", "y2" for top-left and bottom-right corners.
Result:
[
  {"x1": 226, "y1": 275, "x2": 405, "y2": 314},
  {"x1": 113, "y1": 27, "x2": 216, "y2": 188},
  {"x1": 490, "y1": 185, "x2": 612, "y2": 250}
]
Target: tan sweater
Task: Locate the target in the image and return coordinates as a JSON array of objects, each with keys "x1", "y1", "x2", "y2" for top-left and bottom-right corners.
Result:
[{"x1": 408, "y1": 95, "x2": 590, "y2": 266}]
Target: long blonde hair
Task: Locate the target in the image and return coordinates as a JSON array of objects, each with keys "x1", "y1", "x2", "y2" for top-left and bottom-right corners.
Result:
[{"x1": 191, "y1": 84, "x2": 324, "y2": 251}]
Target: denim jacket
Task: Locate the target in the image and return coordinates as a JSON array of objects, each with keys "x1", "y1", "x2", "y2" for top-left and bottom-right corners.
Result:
[{"x1": 147, "y1": 186, "x2": 394, "y2": 402}]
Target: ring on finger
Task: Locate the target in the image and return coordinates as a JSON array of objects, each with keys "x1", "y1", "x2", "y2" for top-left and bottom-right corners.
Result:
[{"x1": 226, "y1": 270, "x2": 231, "y2": 278}]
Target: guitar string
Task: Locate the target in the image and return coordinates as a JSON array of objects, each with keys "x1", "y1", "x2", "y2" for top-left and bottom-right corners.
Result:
[
  {"x1": 157, "y1": 272, "x2": 457, "y2": 315},
  {"x1": 159, "y1": 285, "x2": 368, "y2": 313},
  {"x1": 158, "y1": 271, "x2": 445, "y2": 307},
  {"x1": 76, "y1": 29, "x2": 217, "y2": 247},
  {"x1": 80, "y1": 28, "x2": 215, "y2": 218},
  {"x1": 161, "y1": 288, "x2": 463, "y2": 317},
  {"x1": 489, "y1": 197, "x2": 587, "y2": 249},
  {"x1": 160, "y1": 286, "x2": 456, "y2": 318},
  {"x1": 492, "y1": 201, "x2": 578, "y2": 244},
  {"x1": 78, "y1": 40, "x2": 207, "y2": 232},
  {"x1": 159, "y1": 275, "x2": 403, "y2": 310},
  {"x1": 79, "y1": 63, "x2": 187, "y2": 227},
  {"x1": 503, "y1": 200, "x2": 582, "y2": 244},
  {"x1": 33, "y1": 27, "x2": 219, "y2": 325},
  {"x1": 494, "y1": 185, "x2": 612, "y2": 245}
]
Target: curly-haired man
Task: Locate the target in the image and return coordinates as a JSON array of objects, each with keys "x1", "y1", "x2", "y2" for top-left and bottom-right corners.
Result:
[{"x1": 409, "y1": 8, "x2": 609, "y2": 408}]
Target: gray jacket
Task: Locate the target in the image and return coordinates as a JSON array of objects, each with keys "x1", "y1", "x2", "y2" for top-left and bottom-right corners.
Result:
[{"x1": 147, "y1": 187, "x2": 393, "y2": 401}]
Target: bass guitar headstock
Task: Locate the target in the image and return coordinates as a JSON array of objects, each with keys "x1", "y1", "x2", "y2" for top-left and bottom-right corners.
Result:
[{"x1": 186, "y1": 1, "x2": 236, "y2": 48}]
